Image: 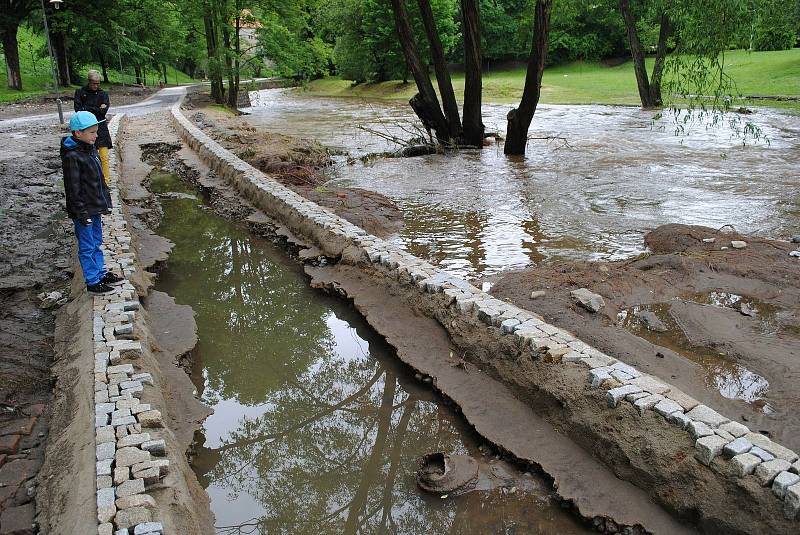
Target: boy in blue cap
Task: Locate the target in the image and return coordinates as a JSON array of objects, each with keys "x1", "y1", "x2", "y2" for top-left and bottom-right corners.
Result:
[{"x1": 61, "y1": 110, "x2": 124, "y2": 293}]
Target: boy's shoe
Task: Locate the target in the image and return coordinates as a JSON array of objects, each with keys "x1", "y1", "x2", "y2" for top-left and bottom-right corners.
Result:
[
  {"x1": 101, "y1": 272, "x2": 125, "y2": 285},
  {"x1": 87, "y1": 282, "x2": 114, "y2": 294}
]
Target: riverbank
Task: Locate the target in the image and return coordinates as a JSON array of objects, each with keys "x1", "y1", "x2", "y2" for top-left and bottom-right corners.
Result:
[{"x1": 302, "y1": 48, "x2": 800, "y2": 111}]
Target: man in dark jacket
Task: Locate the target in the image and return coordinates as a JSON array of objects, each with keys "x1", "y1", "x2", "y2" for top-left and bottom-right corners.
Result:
[
  {"x1": 61, "y1": 111, "x2": 123, "y2": 293},
  {"x1": 74, "y1": 70, "x2": 112, "y2": 184}
]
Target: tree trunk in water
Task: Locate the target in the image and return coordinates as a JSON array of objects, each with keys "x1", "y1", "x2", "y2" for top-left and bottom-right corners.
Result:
[
  {"x1": 619, "y1": 0, "x2": 654, "y2": 108},
  {"x1": 2, "y1": 25, "x2": 23, "y2": 90},
  {"x1": 649, "y1": 12, "x2": 670, "y2": 107},
  {"x1": 389, "y1": 0, "x2": 451, "y2": 144},
  {"x1": 417, "y1": 0, "x2": 462, "y2": 139},
  {"x1": 505, "y1": 0, "x2": 552, "y2": 156},
  {"x1": 52, "y1": 31, "x2": 71, "y2": 87},
  {"x1": 461, "y1": 0, "x2": 484, "y2": 146}
]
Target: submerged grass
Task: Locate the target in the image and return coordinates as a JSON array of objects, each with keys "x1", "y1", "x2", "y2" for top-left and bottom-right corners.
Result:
[{"x1": 304, "y1": 49, "x2": 800, "y2": 111}]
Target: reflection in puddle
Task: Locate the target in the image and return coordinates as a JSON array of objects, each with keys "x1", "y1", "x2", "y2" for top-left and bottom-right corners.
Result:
[
  {"x1": 153, "y1": 180, "x2": 590, "y2": 534},
  {"x1": 682, "y1": 291, "x2": 780, "y2": 333},
  {"x1": 244, "y1": 89, "x2": 799, "y2": 279},
  {"x1": 619, "y1": 303, "x2": 771, "y2": 409}
]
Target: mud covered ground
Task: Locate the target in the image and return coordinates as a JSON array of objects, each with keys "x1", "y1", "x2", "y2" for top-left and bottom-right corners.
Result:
[
  {"x1": 488, "y1": 224, "x2": 800, "y2": 450},
  {"x1": 0, "y1": 85, "x2": 157, "y2": 120},
  {"x1": 0, "y1": 88, "x2": 156, "y2": 534},
  {"x1": 0, "y1": 118, "x2": 72, "y2": 534},
  {"x1": 183, "y1": 92, "x2": 404, "y2": 238}
]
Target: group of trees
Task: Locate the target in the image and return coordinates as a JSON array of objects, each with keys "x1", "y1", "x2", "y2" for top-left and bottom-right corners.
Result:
[
  {"x1": 1, "y1": 0, "x2": 204, "y2": 90},
  {"x1": 1, "y1": 0, "x2": 797, "y2": 153}
]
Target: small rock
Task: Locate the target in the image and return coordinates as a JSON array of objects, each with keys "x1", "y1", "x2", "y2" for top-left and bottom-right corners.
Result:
[
  {"x1": 634, "y1": 309, "x2": 668, "y2": 332},
  {"x1": 114, "y1": 506, "x2": 152, "y2": 529},
  {"x1": 723, "y1": 437, "x2": 753, "y2": 458},
  {"x1": 786, "y1": 483, "x2": 800, "y2": 520},
  {"x1": 772, "y1": 471, "x2": 800, "y2": 499},
  {"x1": 570, "y1": 288, "x2": 605, "y2": 313},
  {"x1": 529, "y1": 290, "x2": 546, "y2": 299},
  {"x1": 730, "y1": 240, "x2": 747, "y2": 249},
  {"x1": 791, "y1": 235, "x2": 800, "y2": 243},
  {"x1": 790, "y1": 251, "x2": 800, "y2": 258},
  {"x1": 732, "y1": 453, "x2": 761, "y2": 476},
  {"x1": 695, "y1": 435, "x2": 728, "y2": 466},
  {"x1": 755, "y1": 459, "x2": 792, "y2": 486},
  {"x1": 702, "y1": 237, "x2": 715, "y2": 243},
  {"x1": 739, "y1": 303, "x2": 757, "y2": 317},
  {"x1": 116, "y1": 478, "x2": 145, "y2": 498}
]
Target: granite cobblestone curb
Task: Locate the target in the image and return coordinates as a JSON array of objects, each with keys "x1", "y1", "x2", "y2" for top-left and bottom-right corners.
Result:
[
  {"x1": 93, "y1": 115, "x2": 166, "y2": 535},
  {"x1": 170, "y1": 103, "x2": 800, "y2": 524}
]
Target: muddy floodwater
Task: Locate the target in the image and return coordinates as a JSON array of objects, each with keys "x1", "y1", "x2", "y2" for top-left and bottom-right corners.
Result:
[
  {"x1": 151, "y1": 173, "x2": 591, "y2": 534},
  {"x1": 244, "y1": 89, "x2": 799, "y2": 278}
]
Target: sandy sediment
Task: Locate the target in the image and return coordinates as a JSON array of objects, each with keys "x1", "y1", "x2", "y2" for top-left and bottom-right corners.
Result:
[{"x1": 488, "y1": 224, "x2": 800, "y2": 451}]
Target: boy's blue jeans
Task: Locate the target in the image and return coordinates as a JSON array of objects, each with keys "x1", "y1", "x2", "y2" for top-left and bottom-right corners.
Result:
[{"x1": 72, "y1": 217, "x2": 106, "y2": 285}]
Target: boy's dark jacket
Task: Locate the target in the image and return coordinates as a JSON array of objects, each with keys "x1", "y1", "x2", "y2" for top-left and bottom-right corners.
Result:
[
  {"x1": 74, "y1": 85, "x2": 112, "y2": 148},
  {"x1": 60, "y1": 136, "x2": 112, "y2": 219}
]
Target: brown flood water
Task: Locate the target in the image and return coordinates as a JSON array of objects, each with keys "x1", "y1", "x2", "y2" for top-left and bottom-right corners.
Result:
[
  {"x1": 244, "y1": 89, "x2": 800, "y2": 279},
  {"x1": 151, "y1": 173, "x2": 591, "y2": 534}
]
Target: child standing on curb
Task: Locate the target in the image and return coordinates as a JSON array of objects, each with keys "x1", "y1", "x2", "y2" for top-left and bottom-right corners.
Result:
[{"x1": 61, "y1": 111, "x2": 124, "y2": 293}]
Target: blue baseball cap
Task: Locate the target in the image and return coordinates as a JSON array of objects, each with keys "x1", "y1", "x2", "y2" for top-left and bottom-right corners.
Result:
[{"x1": 69, "y1": 110, "x2": 104, "y2": 132}]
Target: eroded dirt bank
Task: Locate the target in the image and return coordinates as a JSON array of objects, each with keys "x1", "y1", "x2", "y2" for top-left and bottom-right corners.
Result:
[
  {"x1": 488, "y1": 224, "x2": 800, "y2": 451},
  {"x1": 182, "y1": 92, "x2": 404, "y2": 238}
]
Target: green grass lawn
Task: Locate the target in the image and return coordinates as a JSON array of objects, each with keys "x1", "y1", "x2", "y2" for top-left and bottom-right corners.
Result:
[
  {"x1": 0, "y1": 25, "x2": 197, "y2": 103},
  {"x1": 304, "y1": 48, "x2": 800, "y2": 109}
]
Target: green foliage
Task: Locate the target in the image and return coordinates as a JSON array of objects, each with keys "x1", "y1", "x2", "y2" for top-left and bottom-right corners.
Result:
[
  {"x1": 547, "y1": 0, "x2": 628, "y2": 64},
  {"x1": 746, "y1": 0, "x2": 798, "y2": 51},
  {"x1": 257, "y1": 13, "x2": 332, "y2": 79}
]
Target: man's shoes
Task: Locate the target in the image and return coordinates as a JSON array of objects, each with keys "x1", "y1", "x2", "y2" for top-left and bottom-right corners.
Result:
[
  {"x1": 101, "y1": 272, "x2": 125, "y2": 285},
  {"x1": 87, "y1": 282, "x2": 114, "y2": 294}
]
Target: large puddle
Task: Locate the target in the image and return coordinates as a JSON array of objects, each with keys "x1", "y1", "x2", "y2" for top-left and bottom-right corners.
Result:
[
  {"x1": 152, "y1": 174, "x2": 591, "y2": 533},
  {"x1": 244, "y1": 89, "x2": 800, "y2": 279}
]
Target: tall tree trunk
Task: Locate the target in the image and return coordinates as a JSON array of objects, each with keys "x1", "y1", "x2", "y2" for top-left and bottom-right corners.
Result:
[
  {"x1": 389, "y1": 0, "x2": 451, "y2": 144},
  {"x1": 417, "y1": 0, "x2": 462, "y2": 140},
  {"x1": 223, "y1": 22, "x2": 236, "y2": 109},
  {"x1": 203, "y1": 11, "x2": 224, "y2": 103},
  {"x1": 51, "y1": 31, "x2": 70, "y2": 87},
  {"x1": 1, "y1": 25, "x2": 23, "y2": 90},
  {"x1": 226, "y1": 9, "x2": 241, "y2": 109},
  {"x1": 162, "y1": 64, "x2": 168, "y2": 84},
  {"x1": 134, "y1": 65, "x2": 143, "y2": 85},
  {"x1": 461, "y1": 0, "x2": 484, "y2": 146},
  {"x1": 619, "y1": 0, "x2": 654, "y2": 108},
  {"x1": 649, "y1": 12, "x2": 670, "y2": 106},
  {"x1": 505, "y1": 0, "x2": 552, "y2": 156}
]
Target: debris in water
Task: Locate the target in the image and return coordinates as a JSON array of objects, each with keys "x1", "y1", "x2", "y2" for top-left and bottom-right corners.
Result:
[{"x1": 417, "y1": 452, "x2": 478, "y2": 495}]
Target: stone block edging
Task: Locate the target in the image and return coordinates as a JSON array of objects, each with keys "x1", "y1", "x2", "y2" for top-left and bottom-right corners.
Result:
[
  {"x1": 93, "y1": 115, "x2": 166, "y2": 535},
  {"x1": 169, "y1": 103, "x2": 800, "y2": 524}
]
